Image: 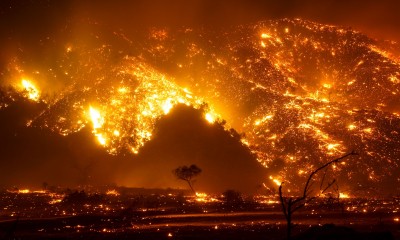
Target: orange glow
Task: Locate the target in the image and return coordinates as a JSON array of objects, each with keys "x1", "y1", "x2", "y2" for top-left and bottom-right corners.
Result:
[
  {"x1": 49, "y1": 199, "x2": 62, "y2": 204},
  {"x1": 322, "y1": 83, "x2": 332, "y2": 89},
  {"x1": 18, "y1": 189, "x2": 30, "y2": 194},
  {"x1": 8, "y1": 17, "x2": 400, "y2": 197},
  {"x1": 327, "y1": 143, "x2": 340, "y2": 150},
  {"x1": 261, "y1": 33, "x2": 271, "y2": 39},
  {"x1": 162, "y1": 98, "x2": 174, "y2": 114},
  {"x1": 106, "y1": 189, "x2": 120, "y2": 196},
  {"x1": 69, "y1": 61, "x2": 224, "y2": 155},
  {"x1": 347, "y1": 124, "x2": 357, "y2": 130},
  {"x1": 89, "y1": 107, "x2": 103, "y2": 129}
]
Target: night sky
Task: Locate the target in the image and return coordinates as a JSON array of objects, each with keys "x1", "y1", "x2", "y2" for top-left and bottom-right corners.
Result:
[{"x1": 0, "y1": 0, "x2": 399, "y2": 195}]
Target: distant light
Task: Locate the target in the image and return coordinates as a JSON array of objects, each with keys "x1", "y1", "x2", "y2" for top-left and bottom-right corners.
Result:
[
  {"x1": 348, "y1": 124, "x2": 357, "y2": 130},
  {"x1": 260, "y1": 41, "x2": 266, "y2": 48},
  {"x1": 106, "y1": 189, "x2": 120, "y2": 196},
  {"x1": 261, "y1": 33, "x2": 271, "y2": 39},
  {"x1": 339, "y1": 193, "x2": 350, "y2": 199},
  {"x1": 323, "y1": 83, "x2": 332, "y2": 89},
  {"x1": 363, "y1": 128, "x2": 373, "y2": 134},
  {"x1": 18, "y1": 189, "x2": 30, "y2": 194},
  {"x1": 118, "y1": 87, "x2": 129, "y2": 93},
  {"x1": 131, "y1": 148, "x2": 139, "y2": 154},
  {"x1": 347, "y1": 79, "x2": 356, "y2": 85},
  {"x1": 327, "y1": 143, "x2": 339, "y2": 150}
]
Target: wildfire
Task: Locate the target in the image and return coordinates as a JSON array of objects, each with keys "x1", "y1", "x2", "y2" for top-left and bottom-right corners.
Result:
[
  {"x1": 8, "y1": 18, "x2": 400, "y2": 196},
  {"x1": 44, "y1": 60, "x2": 224, "y2": 154}
]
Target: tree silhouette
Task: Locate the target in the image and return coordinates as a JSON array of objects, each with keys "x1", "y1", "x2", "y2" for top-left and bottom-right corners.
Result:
[
  {"x1": 222, "y1": 189, "x2": 243, "y2": 210},
  {"x1": 173, "y1": 164, "x2": 202, "y2": 194},
  {"x1": 278, "y1": 151, "x2": 357, "y2": 240}
]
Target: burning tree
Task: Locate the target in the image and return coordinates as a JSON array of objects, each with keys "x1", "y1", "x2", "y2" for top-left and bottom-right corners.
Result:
[
  {"x1": 278, "y1": 151, "x2": 357, "y2": 240},
  {"x1": 173, "y1": 164, "x2": 202, "y2": 194}
]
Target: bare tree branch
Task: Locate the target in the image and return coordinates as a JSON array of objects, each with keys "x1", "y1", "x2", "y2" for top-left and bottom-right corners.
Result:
[
  {"x1": 322, "y1": 179, "x2": 336, "y2": 194},
  {"x1": 277, "y1": 151, "x2": 357, "y2": 240},
  {"x1": 302, "y1": 151, "x2": 357, "y2": 199},
  {"x1": 319, "y1": 168, "x2": 328, "y2": 191},
  {"x1": 279, "y1": 183, "x2": 289, "y2": 220}
]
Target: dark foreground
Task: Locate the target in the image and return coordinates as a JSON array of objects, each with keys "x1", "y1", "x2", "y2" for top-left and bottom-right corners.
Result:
[
  {"x1": 1, "y1": 189, "x2": 399, "y2": 239},
  {"x1": 1, "y1": 211, "x2": 399, "y2": 240}
]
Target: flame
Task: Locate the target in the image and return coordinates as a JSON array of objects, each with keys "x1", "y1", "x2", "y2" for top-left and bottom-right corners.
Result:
[
  {"x1": 89, "y1": 107, "x2": 103, "y2": 129},
  {"x1": 261, "y1": 33, "x2": 271, "y2": 39},
  {"x1": 195, "y1": 192, "x2": 207, "y2": 201},
  {"x1": 162, "y1": 98, "x2": 174, "y2": 114},
  {"x1": 96, "y1": 133, "x2": 107, "y2": 146},
  {"x1": 49, "y1": 199, "x2": 62, "y2": 204},
  {"x1": 21, "y1": 79, "x2": 40, "y2": 101},
  {"x1": 347, "y1": 124, "x2": 357, "y2": 130},
  {"x1": 195, "y1": 192, "x2": 219, "y2": 202}
]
